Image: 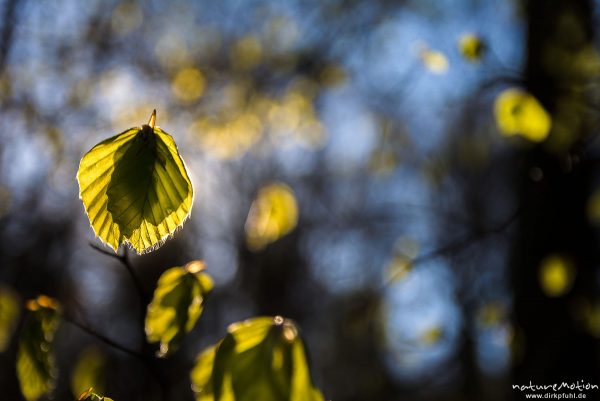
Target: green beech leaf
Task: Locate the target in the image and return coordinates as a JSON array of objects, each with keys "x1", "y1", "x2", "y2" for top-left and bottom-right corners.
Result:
[
  {"x1": 145, "y1": 260, "x2": 214, "y2": 357},
  {"x1": 77, "y1": 388, "x2": 114, "y2": 401},
  {"x1": 191, "y1": 316, "x2": 324, "y2": 401},
  {"x1": 0, "y1": 285, "x2": 20, "y2": 352},
  {"x1": 77, "y1": 110, "x2": 194, "y2": 254},
  {"x1": 17, "y1": 296, "x2": 60, "y2": 401}
]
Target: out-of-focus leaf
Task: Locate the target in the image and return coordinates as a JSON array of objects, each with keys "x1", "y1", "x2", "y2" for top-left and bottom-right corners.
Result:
[
  {"x1": 191, "y1": 316, "x2": 324, "y2": 401},
  {"x1": 190, "y1": 112, "x2": 263, "y2": 160},
  {"x1": 494, "y1": 88, "x2": 552, "y2": 142},
  {"x1": 368, "y1": 148, "x2": 398, "y2": 175},
  {"x1": 319, "y1": 64, "x2": 346, "y2": 87},
  {"x1": 146, "y1": 261, "x2": 214, "y2": 357},
  {"x1": 77, "y1": 110, "x2": 194, "y2": 254},
  {"x1": 231, "y1": 36, "x2": 263, "y2": 70},
  {"x1": 581, "y1": 302, "x2": 600, "y2": 337},
  {"x1": 110, "y1": 2, "x2": 142, "y2": 36},
  {"x1": 385, "y1": 236, "x2": 419, "y2": 283},
  {"x1": 245, "y1": 183, "x2": 299, "y2": 251},
  {"x1": 17, "y1": 295, "x2": 60, "y2": 401},
  {"x1": 538, "y1": 254, "x2": 575, "y2": 297},
  {"x1": 385, "y1": 255, "x2": 412, "y2": 283},
  {"x1": 0, "y1": 285, "x2": 20, "y2": 352},
  {"x1": 477, "y1": 302, "x2": 506, "y2": 328},
  {"x1": 77, "y1": 388, "x2": 114, "y2": 401},
  {"x1": 418, "y1": 45, "x2": 449, "y2": 74},
  {"x1": 71, "y1": 347, "x2": 106, "y2": 398},
  {"x1": 419, "y1": 326, "x2": 443, "y2": 346},
  {"x1": 458, "y1": 34, "x2": 485, "y2": 62},
  {"x1": 172, "y1": 68, "x2": 206, "y2": 103},
  {"x1": 586, "y1": 189, "x2": 600, "y2": 224}
]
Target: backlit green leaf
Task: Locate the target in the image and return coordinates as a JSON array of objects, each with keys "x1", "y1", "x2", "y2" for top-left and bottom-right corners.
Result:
[
  {"x1": 145, "y1": 260, "x2": 214, "y2": 357},
  {"x1": 191, "y1": 316, "x2": 324, "y2": 401},
  {"x1": 17, "y1": 296, "x2": 60, "y2": 401},
  {"x1": 0, "y1": 285, "x2": 20, "y2": 352},
  {"x1": 77, "y1": 110, "x2": 194, "y2": 254}
]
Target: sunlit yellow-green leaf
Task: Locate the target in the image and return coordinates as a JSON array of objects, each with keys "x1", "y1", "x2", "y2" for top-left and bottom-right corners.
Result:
[
  {"x1": 494, "y1": 88, "x2": 552, "y2": 142},
  {"x1": 77, "y1": 388, "x2": 114, "y2": 401},
  {"x1": 191, "y1": 316, "x2": 324, "y2": 401},
  {"x1": 458, "y1": 34, "x2": 485, "y2": 62},
  {"x1": 0, "y1": 285, "x2": 20, "y2": 352},
  {"x1": 71, "y1": 347, "x2": 106, "y2": 398},
  {"x1": 77, "y1": 110, "x2": 194, "y2": 254},
  {"x1": 146, "y1": 260, "x2": 213, "y2": 357},
  {"x1": 191, "y1": 344, "x2": 227, "y2": 401},
  {"x1": 245, "y1": 183, "x2": 299, "y2": 251},
  {"x1": 538, "y1": 254, "x2": 575, "y2": 297},
  {"x1": 17, "y1": 295, "x2": 60, "y2": 401}
]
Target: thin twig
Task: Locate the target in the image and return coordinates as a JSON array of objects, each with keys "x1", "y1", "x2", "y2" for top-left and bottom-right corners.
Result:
[
  {"x1": 88, "y1": 242, "x2": 167, "y2": 399},
  {"x1": 412, "y1": 207, "x2": 520, "y2": 267},
  {"x1": 63, "y1": 311, "x2": 166, "y2": 398},
  {"x1": 62, "y1": 312, "x2": 144, "y2": 360},
  {"x1": 382, "y1": 208, "x2": 520, "y2": 290},
  {"x1": 89, "y1": 242, "x2": 147, "y2": 301}
]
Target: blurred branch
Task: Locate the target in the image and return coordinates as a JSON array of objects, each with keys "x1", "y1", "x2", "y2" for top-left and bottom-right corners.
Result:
[
  {"x1": 412, "y1": 207, "x2": 520, "y2": 266},
  {"x1": 86, "y1": 243, "x2": 168, "y2": 400},
  {"x1": 382, "y1": 208, "x2": 520, "y2": 289},
  {"x1": 62, "y1": 311, "x2": 166, "y2": 400},
  {"x1": 62, "y1": 312, "x2": 145, "y2": 360},
  {"x1": 0, "y1": 0, "x2": 20, "y2": 72}
]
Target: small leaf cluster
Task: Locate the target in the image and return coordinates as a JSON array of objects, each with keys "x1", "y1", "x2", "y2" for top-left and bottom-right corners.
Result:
[
  {"x1": 0, "y1": 113, "x2": 323, "y2": 401},
  {"x1": 191, "y1": 317, "x2": 324, "y2": 401}
]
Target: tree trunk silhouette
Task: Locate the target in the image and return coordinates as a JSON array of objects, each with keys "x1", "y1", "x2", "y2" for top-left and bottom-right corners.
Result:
[{"x1": 510, "y1": 0, "x2": 599, "y2": 391}]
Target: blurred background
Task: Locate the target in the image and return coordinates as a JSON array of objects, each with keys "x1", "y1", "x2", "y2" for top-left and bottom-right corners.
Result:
[{"x1": 0, "y1": 0, "x2": 599, "y2": 400}]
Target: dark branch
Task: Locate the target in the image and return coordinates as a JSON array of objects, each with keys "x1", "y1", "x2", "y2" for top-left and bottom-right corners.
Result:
[
  {"x1": 382, "y1": 208, "x2": 520, "y2": 289},
  {"x1": 89, "y1": 242, "x2": 148, "y2": 302},
  {"x1": 62, "y1": 312, "x2": 144, "y2": 360},
  {"x1": 412, "y1": 207, "x2": 520, "y2": 266},
  {"x1": 0, "y1": 0, "x2": 20, "y2": 72}
]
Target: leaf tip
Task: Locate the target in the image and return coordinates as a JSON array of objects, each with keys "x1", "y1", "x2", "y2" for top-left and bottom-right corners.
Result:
[
  {"x1": 185, "y1": 260, "x2": 206, "y2": 274},
  {"x1": 148, "y1": 109, "x2": 157, "y2": 129}
]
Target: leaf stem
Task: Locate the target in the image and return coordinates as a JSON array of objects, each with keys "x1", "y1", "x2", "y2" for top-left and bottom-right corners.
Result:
[
  {"x1": 89, "y1": 243, "x2": 147, "y2": 302},
  {"x1": 87, "y1": 243, "x2": 168, "y2": 399},
  {"x1": 63, "y1": 312, "x2": 167, "y2": 399},
  {"x1": 148, "y1": 109, "x2": 156, "y2": 129}
]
